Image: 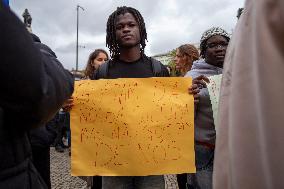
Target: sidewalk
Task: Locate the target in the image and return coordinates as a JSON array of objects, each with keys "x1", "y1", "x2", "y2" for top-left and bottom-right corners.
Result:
[{"x1": 50, "y1": 147, "x2": 179, "y2": 189}]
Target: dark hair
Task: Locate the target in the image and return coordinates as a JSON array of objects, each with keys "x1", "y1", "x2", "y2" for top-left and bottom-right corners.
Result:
[
  {"x1": 84, "y1": 49, "x2": 109, "y2": 78},
  {"x1": 106, "y1": 6, "x2": 147, "y2": 60},
  {"x1": 200, "y1": 36, "x2": 230, "y2": 58}
]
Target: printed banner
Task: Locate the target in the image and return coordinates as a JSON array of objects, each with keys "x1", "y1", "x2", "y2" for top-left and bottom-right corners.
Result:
[{"x1": 71, "y1": 78, "x2": 195, "y2": 176}]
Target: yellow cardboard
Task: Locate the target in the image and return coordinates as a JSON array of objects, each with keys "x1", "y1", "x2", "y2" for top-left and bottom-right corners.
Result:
[{"x1": 71, "y1": 77, "x2": 195, "y2": 176}]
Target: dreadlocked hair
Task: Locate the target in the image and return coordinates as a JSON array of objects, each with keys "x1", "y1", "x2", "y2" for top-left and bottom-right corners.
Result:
[{"x1": 106, "y1": 6, "x2": 147, "y2": 60}]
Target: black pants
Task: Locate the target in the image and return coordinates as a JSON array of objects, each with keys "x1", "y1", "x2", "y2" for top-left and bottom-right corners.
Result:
[
  {"x1": 31, "y1": 146, "x2": 51, "y2": 189},
  {"x1": 91, "y1": 176, "x2": 102, "y2": 189},
  {"x1": 54, "y1": 112, "x2": 70, "y2": 147},
  {"x1": 177, "y1": 173, "x2": 187, "y2": 189}
]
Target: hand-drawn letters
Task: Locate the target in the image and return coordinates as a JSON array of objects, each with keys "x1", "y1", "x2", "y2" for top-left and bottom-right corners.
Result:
[{"x1": 71, "y1": 78, "x2": 196, "y2": 176}]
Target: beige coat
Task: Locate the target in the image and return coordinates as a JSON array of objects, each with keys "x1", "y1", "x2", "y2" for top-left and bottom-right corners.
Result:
[{"x1": 213, "y1": 0, "x2": 284, "y2": 188}]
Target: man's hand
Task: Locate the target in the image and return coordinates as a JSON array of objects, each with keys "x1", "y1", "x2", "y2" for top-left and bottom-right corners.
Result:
[
  {"x1": 188, "y1": 75, "x2": 210, "y2": 104},
  {"x1": 62, "y1": 96, "x2": 74, "y2": 112}
]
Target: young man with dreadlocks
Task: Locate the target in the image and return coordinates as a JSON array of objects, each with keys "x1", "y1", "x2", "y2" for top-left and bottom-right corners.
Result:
[
  {"x1": 95, "y1": 6, "x2": 169, "y2": 79},
  {"x1": 94, "y1": 6, "x2": 169, "y2": 189}
]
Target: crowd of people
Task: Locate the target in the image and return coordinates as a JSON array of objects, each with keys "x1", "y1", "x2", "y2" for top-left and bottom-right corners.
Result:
[{"x1": 1, "y1": 0, "x2": 283, "y2": 189}]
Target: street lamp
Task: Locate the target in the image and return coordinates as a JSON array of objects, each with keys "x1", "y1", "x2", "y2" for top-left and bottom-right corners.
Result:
[{"x1": 76, "y1": 4, "x2": 84, "y2": 72}]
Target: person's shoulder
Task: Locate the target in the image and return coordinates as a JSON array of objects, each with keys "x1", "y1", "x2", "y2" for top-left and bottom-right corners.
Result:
[
  {"x1": 93, "y1": 60, "x2": 112, "y2": 80},
  {"x1": 38, "y1": 43, "x2": 57, "y2": 57},
  {"x1": 147, "y1": 56, "x2": 166, "y2": 68},
  {"x1": 159, "y1": 64, "x2": 170, "y2": 77},
  {"x1": 185, "y1": 70, "x2": 202, "y2": 79},
  {"x1": 149, "y1": 57, "x2": 161, "y2": 64},
  {"x1": 184, "y1": 70, "x2": 193, "y2": 77},
  {"x1": 31, "y1": 35, "x2": 57, "y2": 58},
  {"x1": 147, "y1": 56, "x2": 169, "y2": 77},
  {"x1": 31, "y1": 33, "x2": 41, "y2": 43}
]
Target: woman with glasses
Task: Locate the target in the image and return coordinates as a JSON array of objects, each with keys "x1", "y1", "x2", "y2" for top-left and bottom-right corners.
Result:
[{"x1": 184, "y1": 27, "x2": 230, "y2": 189}]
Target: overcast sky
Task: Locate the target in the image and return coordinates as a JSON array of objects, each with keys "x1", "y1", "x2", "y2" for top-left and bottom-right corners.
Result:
[{"x1": 10, "y1": 0, "x2": 244, "y2": 70}]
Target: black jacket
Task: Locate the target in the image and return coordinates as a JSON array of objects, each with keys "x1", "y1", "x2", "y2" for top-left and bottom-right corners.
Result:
[
  {"x1": 29, "y1": 113, "x2": 59, "y2": 148},
  {"x1": 28, "y1": 34, "x2": 59, "y2": 148},
  {"x1": 0, "y1": 5, "x2": 74, "y2": 189}
]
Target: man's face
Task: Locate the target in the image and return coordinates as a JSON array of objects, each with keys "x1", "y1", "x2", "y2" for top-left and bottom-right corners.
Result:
[
  {"x1": 115, "y1": 12, "x2": 141, "y2": 48},
  {"x1": 204, "y1": 35, "x2": 228, "y2": 68}
]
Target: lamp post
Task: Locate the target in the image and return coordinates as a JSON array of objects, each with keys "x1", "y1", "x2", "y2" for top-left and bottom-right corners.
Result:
[{"x1": 76, "y1": 4, "x2": 84, "y2": 72}]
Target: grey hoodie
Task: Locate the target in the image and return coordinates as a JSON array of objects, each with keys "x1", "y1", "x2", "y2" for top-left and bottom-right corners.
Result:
[{"x1": 185, "y1": 59, "x2": 222, "y2": 145}]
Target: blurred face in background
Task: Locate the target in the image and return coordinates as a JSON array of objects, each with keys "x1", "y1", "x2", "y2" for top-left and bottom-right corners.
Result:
[
  {"x1": 91, "y1": 52, "x2": 108, "y2": 69},
  {"x1": 174, "y1": 48, "x2": 190, "y2": 71}
]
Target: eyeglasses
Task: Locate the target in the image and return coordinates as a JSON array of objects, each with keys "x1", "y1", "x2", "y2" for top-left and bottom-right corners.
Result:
[{"x1": 206, "y1": 42, "x2": 228, "y2": 49}]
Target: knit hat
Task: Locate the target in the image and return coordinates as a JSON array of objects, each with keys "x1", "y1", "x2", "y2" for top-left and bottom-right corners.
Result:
[{"x1": 200, "y1": 27, "x2": 230, "y2": 54}]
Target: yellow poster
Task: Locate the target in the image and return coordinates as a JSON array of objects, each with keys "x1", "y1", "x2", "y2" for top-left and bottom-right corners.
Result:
[{"x1": 71, "y1": 77, "x2": 195, "y2": 176}]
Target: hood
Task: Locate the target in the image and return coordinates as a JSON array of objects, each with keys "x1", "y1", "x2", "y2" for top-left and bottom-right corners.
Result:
[
  {"x1": 191, "y1": 59, "x2": 222, "y2": 71},
  {"x1": 30, "y1": 33, "x2": 41, "y2": 43},
  {"x1": 185, "y1": 59, "x2": 223, "y2": 78}
]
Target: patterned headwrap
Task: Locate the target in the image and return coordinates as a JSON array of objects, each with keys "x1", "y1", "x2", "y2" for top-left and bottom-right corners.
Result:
[{"x1": 200, "y1": 27, "x2": 230, "y2": 56}]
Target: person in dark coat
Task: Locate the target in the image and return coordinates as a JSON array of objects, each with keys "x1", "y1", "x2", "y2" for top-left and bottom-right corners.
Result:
[
  {"x1": 53, "y1": 110, "x2": 69, "y2": 153},
  {"x1": 0, "y1": 3, "x2": 74, "y2": 189},
  {"x1": 29, "y1": 111, "x2": 59, "y2": 189},
  {"x1": 28, "y1": 33, "x2": 61, "y2": 188}
]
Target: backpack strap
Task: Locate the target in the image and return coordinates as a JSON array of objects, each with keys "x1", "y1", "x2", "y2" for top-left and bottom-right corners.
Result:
[
  {"x1": 97, "y1": 58, "x2": 163, "y2": 78},
  {"x1": 150, "y1": 57, "x2": 162, "y2": 77}
]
